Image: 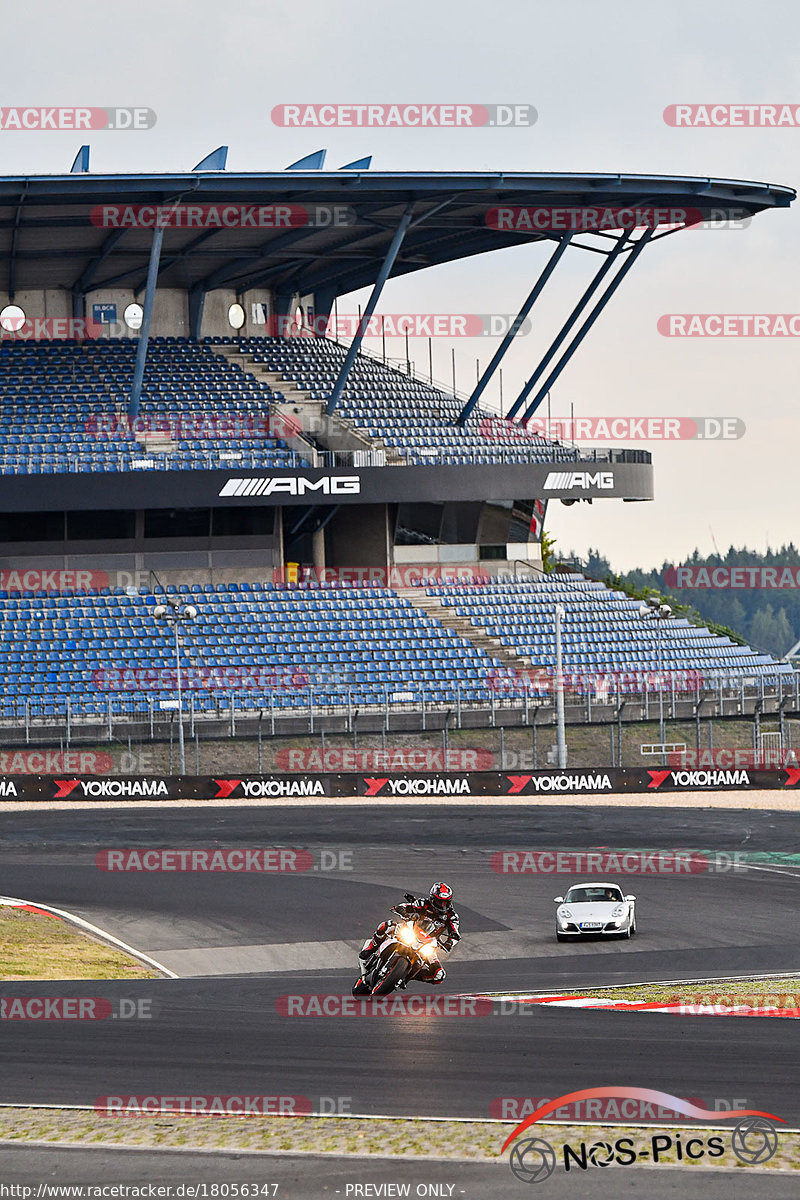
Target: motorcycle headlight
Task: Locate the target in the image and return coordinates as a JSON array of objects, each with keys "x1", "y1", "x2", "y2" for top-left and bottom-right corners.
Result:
[
  {"x1": 419, "y1": 942, "x2": 439, "y2": 961},
  {"x1": 397, "y1": 923, "x2": 417, "y2": 946}
]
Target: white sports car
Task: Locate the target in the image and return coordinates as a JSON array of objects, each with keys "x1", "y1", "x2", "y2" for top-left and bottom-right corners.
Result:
[{"x1": 553, "y1": 882, "x2": 637, "y2": 941}]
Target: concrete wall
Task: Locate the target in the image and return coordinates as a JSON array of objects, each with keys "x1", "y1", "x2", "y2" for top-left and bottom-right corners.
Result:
[{"x1": 1, "y1": 286, "x2": 278, "y2": 340}]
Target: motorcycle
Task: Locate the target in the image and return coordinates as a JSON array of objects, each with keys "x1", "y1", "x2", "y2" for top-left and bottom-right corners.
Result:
[{"x1": 353, "y1": 905, "x2": 445, "y2": 996}]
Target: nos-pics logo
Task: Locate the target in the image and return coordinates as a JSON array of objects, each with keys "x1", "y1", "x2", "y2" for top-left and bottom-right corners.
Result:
[{"x1": 503, "y1": 1088, "x2": 782, "y2": 1183}]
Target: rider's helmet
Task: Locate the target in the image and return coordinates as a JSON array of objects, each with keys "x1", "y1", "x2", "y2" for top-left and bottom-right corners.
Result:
[{"x1": 428, "y1": 882, "x2": 454, "y2": 913}]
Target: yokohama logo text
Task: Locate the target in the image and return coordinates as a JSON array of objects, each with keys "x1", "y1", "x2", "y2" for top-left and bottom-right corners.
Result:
[{"x1": 219, "y1": 476, "x2": 361, "y2": 497}]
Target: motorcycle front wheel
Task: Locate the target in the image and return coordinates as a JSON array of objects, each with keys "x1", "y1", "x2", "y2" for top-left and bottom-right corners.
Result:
[{"x1": 371, "y1": 954, "x2": 411, "y2": 995}]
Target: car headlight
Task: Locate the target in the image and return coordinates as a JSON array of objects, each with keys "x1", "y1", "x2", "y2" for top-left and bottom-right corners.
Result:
[
  {"x1": 558, "y1": 907, "x2": 572, "y2": 920},
  {"x1": 611, "y1": 905, "x2": 625, "y2": 919}
]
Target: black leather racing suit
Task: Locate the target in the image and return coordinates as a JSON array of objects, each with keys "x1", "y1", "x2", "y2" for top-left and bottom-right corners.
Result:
[{"x1": 359, "y1": 894, "x2": 461, "y2": 983}]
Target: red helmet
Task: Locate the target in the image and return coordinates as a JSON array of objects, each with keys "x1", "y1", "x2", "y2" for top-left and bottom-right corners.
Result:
[{"x1": 429, "y1": 882, "x2": 453, "y2": 912}]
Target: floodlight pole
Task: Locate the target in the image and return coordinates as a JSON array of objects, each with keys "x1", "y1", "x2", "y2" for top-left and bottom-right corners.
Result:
[
  {"x1": 555, "y1": 603, "x2": 567, "y2": 768},
  {"x1": 173, "y1": 619, "x2": 185, "y2": 775}
]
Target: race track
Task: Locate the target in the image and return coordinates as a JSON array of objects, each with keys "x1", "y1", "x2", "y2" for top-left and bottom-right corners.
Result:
[{"x1": 1, "y1": 802, "x2": 799, "y2": 1124}]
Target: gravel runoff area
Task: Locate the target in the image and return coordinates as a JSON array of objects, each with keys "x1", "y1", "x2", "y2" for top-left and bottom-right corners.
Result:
[
  {"x1": 0, "y1": 1110, "x2": 796, "y2": 1171},
  {"x1": 1, "y1": 790, "x2": 799, "y2": 812}
]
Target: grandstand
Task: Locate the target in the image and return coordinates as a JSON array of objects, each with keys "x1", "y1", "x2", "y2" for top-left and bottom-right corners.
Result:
[{"x1": 0, "y1": 163, "x2": 795, "y2": 734}]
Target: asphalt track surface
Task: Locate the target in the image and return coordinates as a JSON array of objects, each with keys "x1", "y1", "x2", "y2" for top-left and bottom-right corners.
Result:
[{"x1": 1, "y1": 801, "x2": 799, "y2": 1194}]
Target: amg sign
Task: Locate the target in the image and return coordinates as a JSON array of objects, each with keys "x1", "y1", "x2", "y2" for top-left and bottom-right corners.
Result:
[
  {"x1": 543, "y1": 470, "x2": 614, "y2": 491},
  {"x1": 219, "y1": 475, "x2": 361, "y2": 498}
]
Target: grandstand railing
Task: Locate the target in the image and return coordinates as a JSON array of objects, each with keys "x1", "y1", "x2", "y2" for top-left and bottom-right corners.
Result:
[{"x1": 7, "y1": 672, "x2": 799, "y2": 743}]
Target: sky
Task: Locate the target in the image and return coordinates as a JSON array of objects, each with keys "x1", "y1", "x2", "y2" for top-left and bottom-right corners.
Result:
[{"x1": 0, "y1": 0, "x2": 798, "y2": 572}]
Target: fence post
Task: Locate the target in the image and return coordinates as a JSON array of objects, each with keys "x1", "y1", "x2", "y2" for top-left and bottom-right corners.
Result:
[
  {"x1": 499, "y1": 724, "x2": 505, "y2": 770},
  {"x1": 190, "y1": 694, "x2": 195, "y2": 738},
  {"x1": 421, "y1": 687, "x2": 426, "y2": 732},
  {"x1": 490, "y1": 687, "x2": 496, "y2": 727},
  {"x1": 347, "y1": 686, "x2": 352, "y2": 733},
  {"x1": 195, "y1": 729, "x2": 200, "y2": 774},
  {"x1": 25, "y1": 699, "x2": 30, "y2": 744},
  {"x1": 456, "y1": 684, "x2": 462, "y2": 729},
  {"x1": 270, "y1": 688, "x2": 275, "y2": 736},
  {"x1": 309, "y1": 686, "x2": 314, "y2": 734},
  {"x1": 610, "y1": 724, "x2": 615, "y2": 767},
  {"x1": 384, "y1": 684, "x2": 389, "y2": 731},
  {"x1": 66, "y1": 697, "x2": 71, "y2": 748},
  {"x1": 258, "y1": 720, "x2": 263, "y2": 773},
  {"x1": 107, "y1": 697, "x2": 112, "y2": 742},
  {"x1": 229, "y1": 694, "x2": 235, "y2": 738}
]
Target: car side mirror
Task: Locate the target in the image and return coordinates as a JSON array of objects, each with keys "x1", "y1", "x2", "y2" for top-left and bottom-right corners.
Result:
[
  {"x1": 624, "y1": 895, "x2": 636, "y2": 902},
  {"x1": 553, "y1": 896, "x2": 564, "y2": 904}
]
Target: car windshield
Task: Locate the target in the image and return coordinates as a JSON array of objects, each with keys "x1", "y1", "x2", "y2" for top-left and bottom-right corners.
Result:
[{"x1": 565, "y1": 886, "x2": 623, "y2": 904}]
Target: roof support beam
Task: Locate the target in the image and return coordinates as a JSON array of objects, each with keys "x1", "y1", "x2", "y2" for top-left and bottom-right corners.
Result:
[
  {"x1": 188, "y1": 286, "x2": 206, "y2": 341},
  {"x1": 325, "y1": 204, "x2": 414, "y2": 416},
  {"x1": 7, "y1": 184, "x2": 28, "y2": 301},
  {"x1": 456, "y1": 233, "x2": 573, "y2": 426},
  {"x1": 506, "y1": 229, "x2": 631, "y2": 421},
  {"x1": 517, "y1": 228, "x2": 654, "y2": 424},
  {"x1": 128, "y1": 227, "x2": 164, "y2": 419}
]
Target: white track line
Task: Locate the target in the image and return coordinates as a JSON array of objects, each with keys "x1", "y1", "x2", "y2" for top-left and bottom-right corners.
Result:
[
  {"x1": 1, "y1": 895, "x2": 177, "y2": 978},
  {"x1": 0, "y1": 1103, "x2": 796, "y2": 1132}
]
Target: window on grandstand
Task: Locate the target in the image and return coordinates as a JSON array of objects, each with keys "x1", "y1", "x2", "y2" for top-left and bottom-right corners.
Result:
[
  {"x1": 0, "y1": 304, "x2": 26, "y2": 333},
  {"x1": 144, "y1": 509, "x2": 211, "y2": 539},
  {"x1": 0, "y1": 511, "x2": 65, "y2": 543},
  {"x1": 212, "y1": 507, "x2": 275, "y2": 537},
  {"x1": 227, "y1": 303, "x2": 246, "y2": 330},
  {"x1": 67, "y1": 511, "x2": 135, "y2": 541},
  {"x1": 123, "y1": 303, "x2": 144, "y2": 331}
]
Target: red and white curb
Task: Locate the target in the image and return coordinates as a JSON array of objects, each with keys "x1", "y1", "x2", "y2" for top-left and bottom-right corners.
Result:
[
  {"x1": 462, "y1": 991, "x2": 800, "y2": 1017},
  {"x1": 1, "y1": 895, "x2": 177, "y2": 978}
]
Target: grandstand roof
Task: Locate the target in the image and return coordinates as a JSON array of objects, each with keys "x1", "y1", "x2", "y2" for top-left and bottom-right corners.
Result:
[{"x1": 0, "y1": 169, "x2": 794, "y2": 298}]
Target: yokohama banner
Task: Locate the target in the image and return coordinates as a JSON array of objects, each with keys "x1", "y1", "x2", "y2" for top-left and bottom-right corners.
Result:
[{"x1": 0, "y1": 768, "x2": 798, "y2": 801}]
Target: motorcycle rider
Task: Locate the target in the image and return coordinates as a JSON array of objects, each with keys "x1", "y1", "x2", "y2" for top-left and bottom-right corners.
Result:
[{"x1": 356, "y1": 882, "x2": 460, "y2": 986}]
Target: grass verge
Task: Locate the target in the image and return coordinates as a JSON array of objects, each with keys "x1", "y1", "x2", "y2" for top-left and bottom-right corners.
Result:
[
  {"x1": 545, "y1": 976, "x2": 800, "y2": 1007},
  {"x1": 0, "y1": 907, "x2": 159, "y2": 980},
  {"x1": 0, "y1": 1110, "x2": 796, "y2": 1170}
]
